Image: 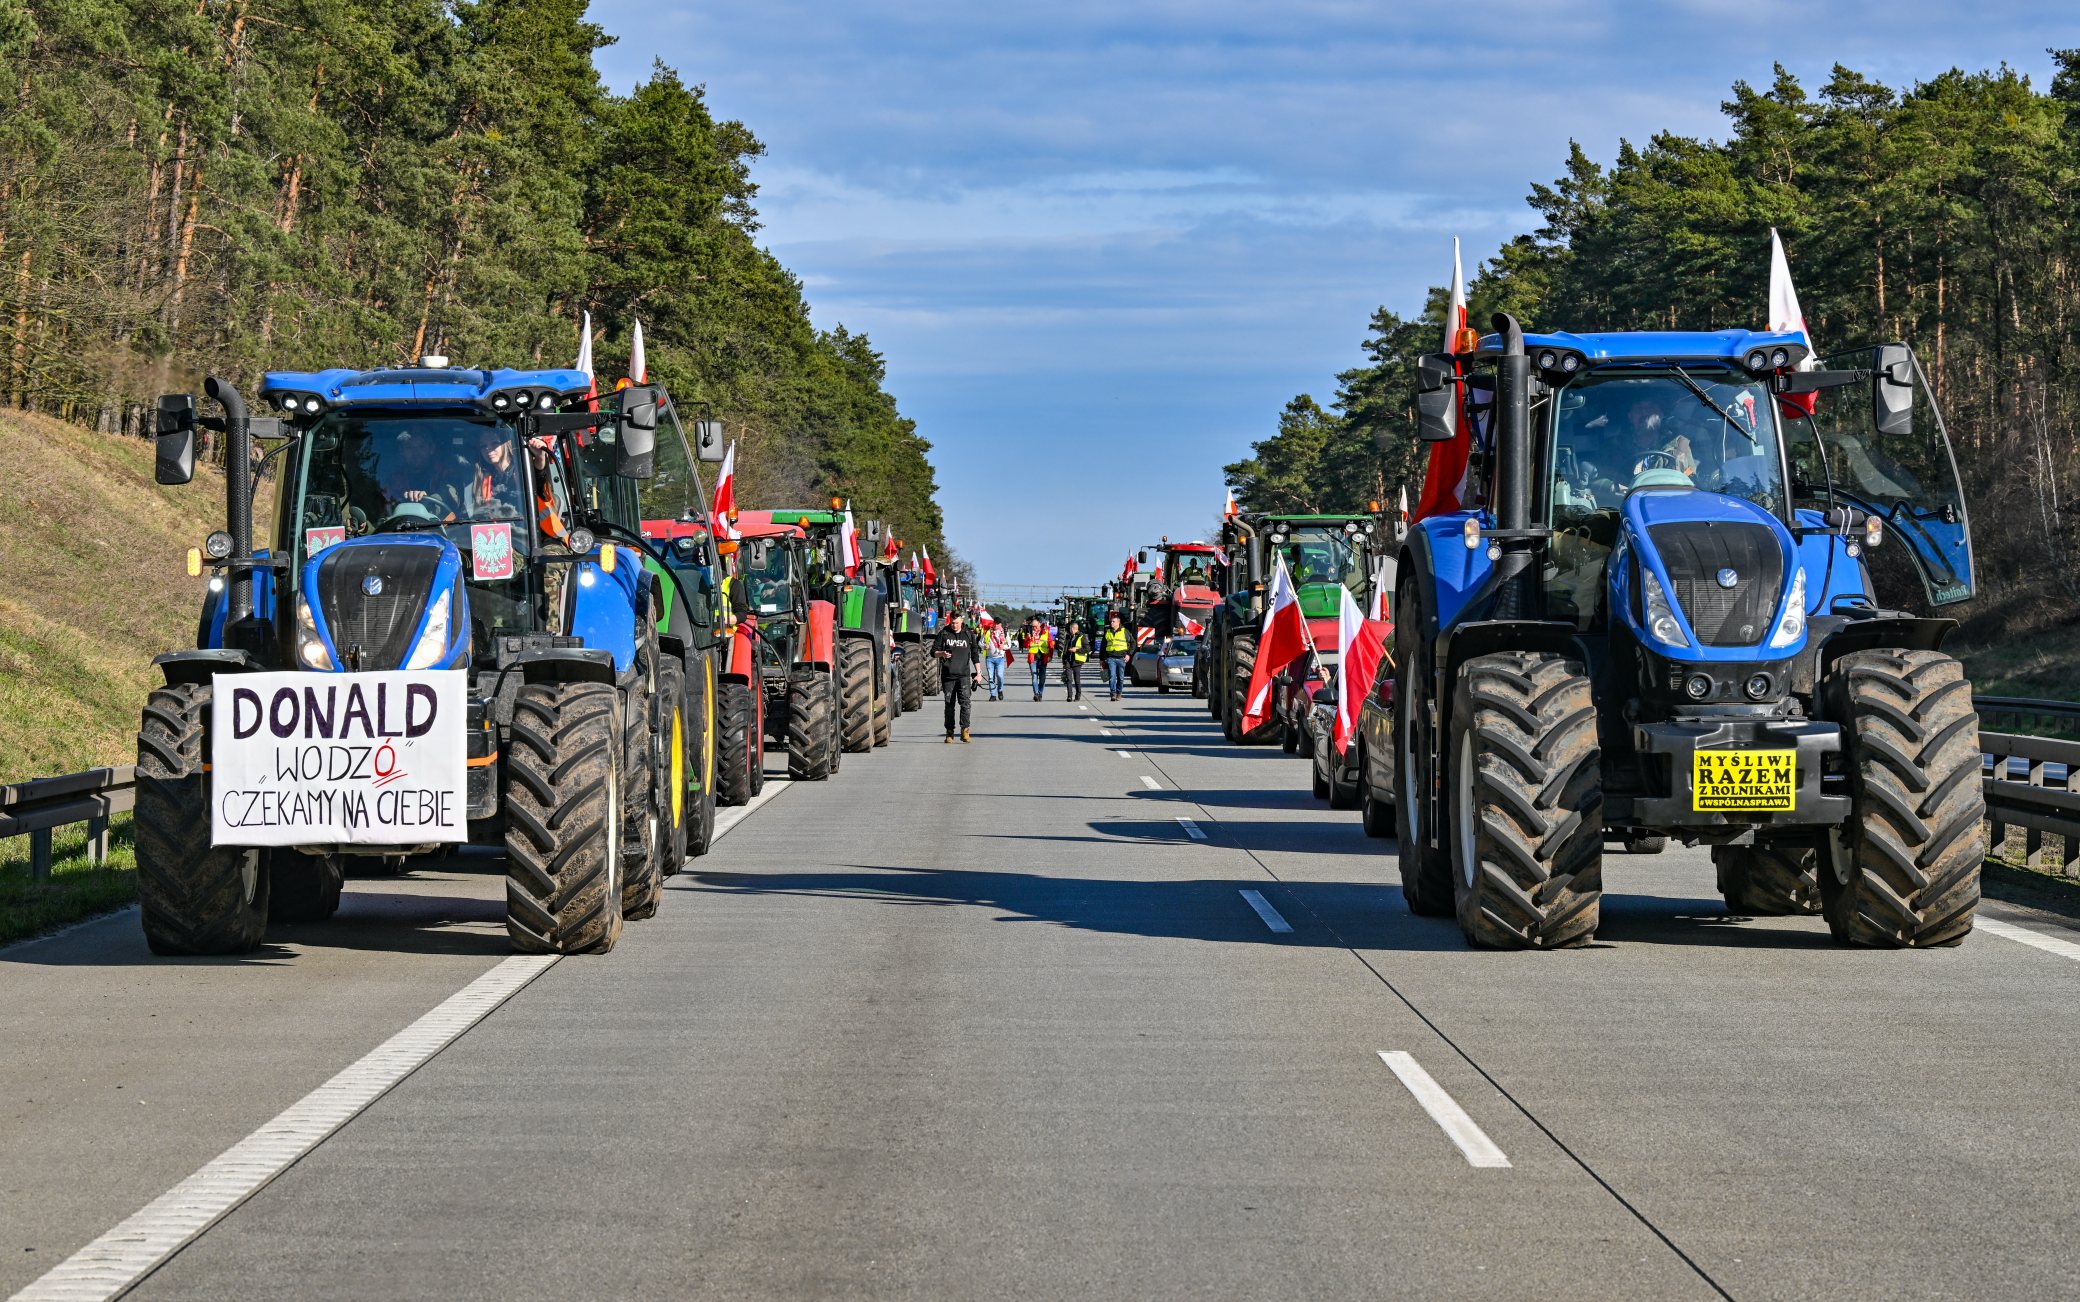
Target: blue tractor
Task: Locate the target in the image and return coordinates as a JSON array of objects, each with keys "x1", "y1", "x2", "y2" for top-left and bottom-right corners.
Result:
[
  {"x1": 139, "y1": 360, "x2": 720, "y2": 955},
  {"x1": 1387, "y1": 314, "x2": 1981, "y2": 948}
]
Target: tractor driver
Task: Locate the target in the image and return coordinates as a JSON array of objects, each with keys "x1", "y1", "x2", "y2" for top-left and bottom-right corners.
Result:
[
  {"x1": 460, "y1": 421, "x2": 530, "y2": 521},
  {"x1": 1178, "y1": 558, "x2": 1208, "y2": 586},
  {"x1": 1569, "y1": 385, "x2": 1699, "y2": 507}
]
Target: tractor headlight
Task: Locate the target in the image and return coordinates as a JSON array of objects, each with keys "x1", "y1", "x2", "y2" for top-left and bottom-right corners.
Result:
[
  {"x1": 1767, "y1": 568, "x2": 1807, "y2": 649},
  {"x1": 403, "y1": 588, "x2": 453, "y2": 670},
  {"x1": 295, "y1": 596, "x2": 337, "y2": 670},
  {"x1": 1640, "y1": 569, "x2": 1690, "y2": 649}
]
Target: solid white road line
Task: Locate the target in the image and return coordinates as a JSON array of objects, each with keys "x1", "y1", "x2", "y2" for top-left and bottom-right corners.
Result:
[
  {"x1": 14, "y1": 958, "x2": 559, "y2": 1301},
  {"x1": 16, "y1": 773, "x2": 794, "y2": 1302},
  {"x1": 1177, "y1": 817, "x2": 1207, "y2": 841},
  {"x1": 1979, "y1": 917, "x2": 2080, "y2": 964},
  {"x1": 1377, "y1": 1051, "x2": 1511, "y2": 1169},
  {"x1": 1238, "y1": 889, "x2": 1293, "y2": 934},
  {"x1": 1140, "y1": 776, "x2": 1161, "y2": 790}
]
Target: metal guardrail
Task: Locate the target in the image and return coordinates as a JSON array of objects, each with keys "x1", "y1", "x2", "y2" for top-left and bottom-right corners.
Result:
[{"x1": 0, "y1": 766, "x2": 135, "y2": 880}]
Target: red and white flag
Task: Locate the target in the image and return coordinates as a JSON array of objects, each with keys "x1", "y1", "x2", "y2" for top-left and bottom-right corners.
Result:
[
  {"x1": 1412, "y1": 237, "x2": 1471, "y2": 521},
  {"x1": 1239, "y1": 556, "x2": 1311, "y2": 732},
  {"x1": 839, "y1": 506, "x2": 861, "y2": 575},
  {"x1": 1334, "y1": 585, "x2": 1387, "y2": 753},
  {"x1": 882, "y1": 531, "x2": 900, "y2": 561},
  {"x1": 1224, "y1": 489, "x2": 1237, "y2": 520},
  {"x1": 573, "y1": 311, "x2": 598, "y2": 410},
  {"x1": 629, "y1": 319, "x2": 648, "y2": 384},
  {"x1": 920, "y1": 543, "x2": 937, "y2": 584},
  {"x1": 1768, "y1": 227, "x2": 1819, "y2": 417},
  {"x1": 710, "y1": 440, "x2": 738, "y2": 539},
  {"x1": 1122, "y1": 552, "x2": 1137, "y2": 581}
]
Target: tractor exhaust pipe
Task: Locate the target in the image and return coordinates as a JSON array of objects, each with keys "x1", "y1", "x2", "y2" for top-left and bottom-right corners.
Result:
[
  {"x1": 204, "y1": 376, "x2": 254, "y2": 627},
  {"x1": 1490, "y1": 313, "x2": 1538, "y2": 619}
]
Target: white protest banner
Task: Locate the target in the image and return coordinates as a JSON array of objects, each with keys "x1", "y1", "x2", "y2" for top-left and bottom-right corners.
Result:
[{"x1": 210, "y1": 670, "x2": 469, "y2": 847}]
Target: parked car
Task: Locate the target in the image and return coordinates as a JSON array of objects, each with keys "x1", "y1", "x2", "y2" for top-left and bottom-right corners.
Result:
[
  {"x1": 1306, "y1": 683, "x2": 1361, "y2": 809},
  {"x1": 1134, "y1": 635, "x2": 1201, "y2": 693}
]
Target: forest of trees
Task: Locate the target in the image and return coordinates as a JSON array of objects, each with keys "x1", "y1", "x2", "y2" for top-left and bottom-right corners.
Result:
[
  {"x1": 1226, "y1": 55, "x2": 2080, "y2": 632},
  {"x1": 0, "y1": 0, "x2": 950, "y2": 559}
]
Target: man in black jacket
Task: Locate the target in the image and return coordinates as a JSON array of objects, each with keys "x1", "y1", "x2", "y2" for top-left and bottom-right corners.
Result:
[{"x1": 932, "y1": 609, "x2": 983, "y2": 742}]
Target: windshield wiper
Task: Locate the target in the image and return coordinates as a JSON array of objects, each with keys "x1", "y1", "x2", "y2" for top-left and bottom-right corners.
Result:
[{"x1": 1669, "y1": 367, "x2": 1760, "y2": 444}]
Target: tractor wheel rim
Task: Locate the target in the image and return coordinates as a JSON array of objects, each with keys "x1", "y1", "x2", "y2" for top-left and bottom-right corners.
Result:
[{"x1": 1455, "y1": 738, "x2": 1477, "y2": 890}]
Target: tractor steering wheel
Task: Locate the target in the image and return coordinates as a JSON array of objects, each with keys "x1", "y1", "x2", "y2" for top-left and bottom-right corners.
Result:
[{"x1": 376, "y1": 495, "x2": 453, "y2": 532}]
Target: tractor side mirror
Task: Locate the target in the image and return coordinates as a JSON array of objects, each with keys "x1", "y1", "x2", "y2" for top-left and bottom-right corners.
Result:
[
  {"x1": 693, "y1": 418, "x2": 725, "y2": 463},
  {"x1": 1414, "y1": 354, "x2": 1458, "y2": 442},
  {"x1": 1415, "y1": 388, "x2": 1457, "y2": 443},
  {"x1": 1873, "y1": 343, "x2": 1914, "y2": 438},
  {"x1": 616, "y1": 385, "x2": 658, "y2": 478},
  {"x1": 866, "y1": 520, "x2": 883, "y2": 547},
  {"x1": 1137, "y1": 549, "x2": 1150, "y2": 565},
  {"x1": 154, "y1": 394, "x2": 197, "y2": 485}
]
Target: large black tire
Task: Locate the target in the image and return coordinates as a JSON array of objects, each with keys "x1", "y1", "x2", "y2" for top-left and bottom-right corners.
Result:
[
  {"x1": 873, "y1": 658, "x2": 894, "y2": 747},
  {"x1": 1714, "y1": 844, "x2": 1820, "y2": 915},
  {"x1": 715, "y1": 679, "x2": 757, "y2": 806},
  {"x1": 1222, "y1": 633, "x2": 1283, "y2": 746},
  {"x1": 838, "y1": 636, "x2": 874, "y2": 753},
  {"x1": 618, "y1": 645, "x2": 662, "y2": 922},
  {"x1": 1392, "y1": 592, "x2": 1454, "y2": 916},
  {"x1": 135, "y1": 682, "x2": 270, "y2": 955},
  {"x1": 746, "y1": 683, "x2": 767, "y2": 798},
  {"x1": 901, "y1": 646, "x2": 925, "y2": 711},
  {"x1": 268, "y1": 850, "x2": 344, "y2": 924},
  {"x1": 1449, "y1": 651, "x2": 1603, "y2": 949},
  {"x1": 503, "y1": 680, "x2": 622, "y2": 954},
  {"x1": 788, "y1": 668, "x2": 838, "y2": 780},
  {"x1": 1361, "y1": 772, "x2": 1394, "y2": 838},
  {"x1": 684, "y1": 648, "x2": 718, "y2": 861},
  {"x1": 654, "y1": 657, "x2": 690, "y2": 879},
  {"x1": 1820, "y1": 650, "x2": 1981, "y2": 947}
]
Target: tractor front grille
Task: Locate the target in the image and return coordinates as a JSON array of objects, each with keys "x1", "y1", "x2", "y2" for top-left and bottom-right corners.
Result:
[
  {"x1": 315, "y1": 542, "x2": 441, "y2": 669},
  {"x1": 1647, "y1": 521, "x2": 1782, "y2": 648}
]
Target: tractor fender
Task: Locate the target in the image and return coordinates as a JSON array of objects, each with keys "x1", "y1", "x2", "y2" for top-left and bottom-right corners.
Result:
[
  {"x1": 564, "y1": 550, "x2": 650, "y2": 674},
  {"x1": 505, "y1": 646, "x2": 616, "y2": 686},
  {"x1": 804, "y1": 600, "x2": 838, "y2": 671},
  {"x1": 1397, "y1": 514, "x2": 1496, "y2": 643},
  {"x1": 1810, "y1": 614, "x2": 1956, "y2": 694},
  {"x1": 721, "y1": 623, "x2": 759, "y2": 683},
  {"x1": 155, "y1": 648, "x2": 258, "y2": 687}
]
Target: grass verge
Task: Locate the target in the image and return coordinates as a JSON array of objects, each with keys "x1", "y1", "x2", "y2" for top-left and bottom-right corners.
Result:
[{"x1": 0, "y1": 817, "x2": 137, "y2": 947}]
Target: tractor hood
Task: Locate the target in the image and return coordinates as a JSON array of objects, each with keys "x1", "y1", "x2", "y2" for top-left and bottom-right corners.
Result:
[
  {"x1": 1614, "y1": 489, "x2": 1804, "y2": 661},
  {"x1": 295, "y1": 533, "x2": 470, "y2": 672}
]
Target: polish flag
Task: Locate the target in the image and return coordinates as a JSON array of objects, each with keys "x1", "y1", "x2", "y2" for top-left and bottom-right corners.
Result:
[
  {"x1": 1122, "y1": 553, "x2": 1137, "y2": 581},
  {"x1": 709, "y1": 441, "x2": 738, "y2": 539},
  {"x1": 920, "y1": 543, "x2": 937, "y2": 584},
  {"x1": 1333, "y1": 585, "x2": 1387, "y2": 754},
  {"x1": 1239, "y1": 556, "x2": 1311, "y2": 732},
  {"x1": 1413, "y1": 237, "x2": 1471, "y2": 521},
  {"x1": 1224, "y1": 490, "x2": 1237, "y2": 520},
  {"x1": 882, "y1": 531, "x2": 900, "y2": 561},
  {"x1": 574, "y1": 311, "x2": 596, "y2": 402},
  {"x1": 1768, "y1": 228, "x2": 1818, "y2": 417},
  {"x1": 839, "y1": 506, "x2": 861, "y2": 575},
  {"x1": 629, "y1": 319, "x2": 648, "y2": 384}
]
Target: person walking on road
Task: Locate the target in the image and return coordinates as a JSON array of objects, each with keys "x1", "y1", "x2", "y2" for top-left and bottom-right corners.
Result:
[
  {"x1": 1023, "y1": 616, "x2": 1054, "y2": 701},
  {"x1": 933, "y1": 609, "x2": 982, "y2": 742},
  {"x1": 1060, "y1": 619, "x2": 1089, "y2": 701},
  {"x1": 1100, "y1": 611, "x2": 1132, "y2": 701},
  {"x1": 981, "y1": 620, "x2": 1008, "y2": 700}
]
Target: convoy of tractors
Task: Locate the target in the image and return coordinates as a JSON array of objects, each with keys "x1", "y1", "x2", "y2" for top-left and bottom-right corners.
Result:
[
  {"x1": 1093, "y1": 317, "x2": 1986, "y2": 952},
  {"x1": 138, "y1": 305, "x2": 1986, "y2": 959},
  {"x1": 137, "y1": 342, "x2": 955, "y2": 957}
]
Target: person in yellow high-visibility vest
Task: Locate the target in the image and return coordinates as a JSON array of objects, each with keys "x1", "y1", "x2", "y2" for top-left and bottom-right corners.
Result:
[
  {"x1": 1022, "y1": 617, "x2": 1055, "y2": 701},
  {"x1": 1060, "y1": 619, "x2": 1090, "y2": 701},
  {"x1": 1100, "y1": 612, "x2": 1133, "y2": 701}
]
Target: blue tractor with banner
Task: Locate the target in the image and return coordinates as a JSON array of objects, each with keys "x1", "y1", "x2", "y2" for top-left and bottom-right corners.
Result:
[
  {"x1": 1387, "y1": 314, "x2": 1981, "y2": 949},
  {"x1": 139, "y1": 358, "x2": 720, "y2": 956}
]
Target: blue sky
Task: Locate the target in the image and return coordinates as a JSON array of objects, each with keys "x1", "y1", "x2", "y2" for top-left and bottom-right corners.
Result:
[{"x1": 590, "y1": 1, "x2": 2078, "y2": 596}]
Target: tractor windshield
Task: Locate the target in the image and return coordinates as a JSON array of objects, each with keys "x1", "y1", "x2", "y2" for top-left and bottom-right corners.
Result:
[
  {"x1": 289, "y1": 412, "x2": 537, "y2": 562},
  {"x1": 742, "y1": 540, "x2": 796, "y2": 616},
  {"x1": 1550, "y1": 370, "x2": 1785, "y2": 516},
  {"x1": 1272, "y1": 527, "x2": 1363, "y2": 590}
]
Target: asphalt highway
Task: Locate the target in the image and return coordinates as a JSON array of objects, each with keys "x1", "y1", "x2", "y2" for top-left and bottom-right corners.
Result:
[{"x1": 7, "y1": 688, "x2": 2080, "y2": 1299}]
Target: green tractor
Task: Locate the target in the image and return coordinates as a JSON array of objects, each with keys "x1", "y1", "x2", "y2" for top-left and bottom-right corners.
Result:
[
  {"x1": 754, "y1": 507, "x2": 896, "y2": 754},
  {"x1": 1206, "y1": 511, "x2": 1390, "y2": 745}
]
